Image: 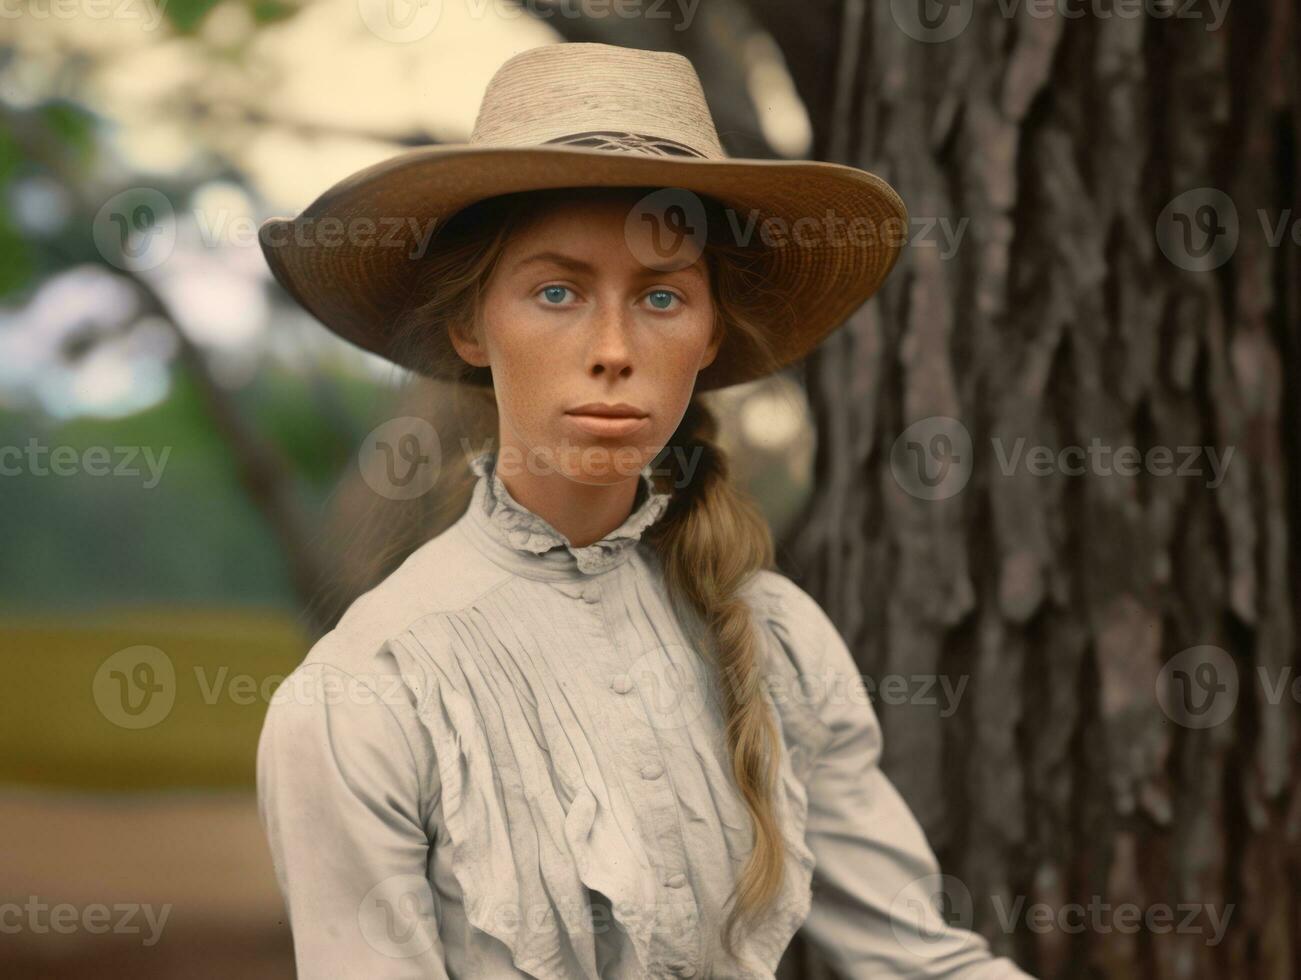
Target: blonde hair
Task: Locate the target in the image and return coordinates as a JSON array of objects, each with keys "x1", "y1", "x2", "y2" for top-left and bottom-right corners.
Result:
[{"x1": 386, "y1": 186, "x2": 790, "y2": 963}]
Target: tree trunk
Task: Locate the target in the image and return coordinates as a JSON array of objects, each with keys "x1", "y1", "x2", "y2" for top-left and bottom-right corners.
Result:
[{"x1": 778, "y1": 2, "x2": 1299, "y2": 978}]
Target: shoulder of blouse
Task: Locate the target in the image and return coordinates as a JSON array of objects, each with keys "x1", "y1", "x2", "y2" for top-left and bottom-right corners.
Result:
[
  {"x1": 740, "y1": 568, "x2": 869, "y2": 775},
  {"x1": 260, "y1": 519, "x2": 511, "y2": 816},
  {"x1": 743, "y1": 567, "x2": 850, "y2": 684},
  {"x1": 303, "y1": 518, "x2": 512, "y2": 679}
]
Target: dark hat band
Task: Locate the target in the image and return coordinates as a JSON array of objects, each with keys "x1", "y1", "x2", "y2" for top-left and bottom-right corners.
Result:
[{"x1": 541, "y1": 130, "x2": 708, "y2": 158}]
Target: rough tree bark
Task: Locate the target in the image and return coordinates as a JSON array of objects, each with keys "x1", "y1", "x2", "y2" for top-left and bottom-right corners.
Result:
[{"x1": 776, "y1": 2, "x2": 1298, "y2": 979}]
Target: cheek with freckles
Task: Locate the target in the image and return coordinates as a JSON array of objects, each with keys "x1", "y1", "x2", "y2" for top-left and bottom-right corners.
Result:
[
  {"x1": 477, "y1": 299, "x2": 580, "y2": 448},
  {"x1": 645, "y1": 343, "x2": 710, "y2": 443}
]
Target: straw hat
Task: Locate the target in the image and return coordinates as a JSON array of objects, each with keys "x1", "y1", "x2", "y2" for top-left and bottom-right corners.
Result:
[{"x1": 257, "y1": 42, "x2": 908, "y2": 391}]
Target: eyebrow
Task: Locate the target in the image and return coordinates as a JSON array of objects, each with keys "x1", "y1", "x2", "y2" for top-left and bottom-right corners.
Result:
[{"x1": 512, "y1": 250, "x2": 705, "y2": 281}]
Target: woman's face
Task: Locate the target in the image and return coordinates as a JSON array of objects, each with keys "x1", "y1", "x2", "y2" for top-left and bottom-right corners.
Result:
[{"x1": 456, "y1": 194, "x2": 721, "y2": 485}]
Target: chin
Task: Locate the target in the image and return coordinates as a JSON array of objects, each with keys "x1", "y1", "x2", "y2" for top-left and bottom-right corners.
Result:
[{"x1": 548, "y1": 436, "x2": 657, "y2": 485}]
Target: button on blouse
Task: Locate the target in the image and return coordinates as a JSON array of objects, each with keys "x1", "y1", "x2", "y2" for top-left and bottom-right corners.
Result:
[{"x1": 256, "y1": 449, "x2": 1036, "y2": 979}]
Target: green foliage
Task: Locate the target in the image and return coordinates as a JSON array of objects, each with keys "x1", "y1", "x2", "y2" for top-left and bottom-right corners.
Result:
[
  {"x1": 0, "y1": 209, "x2": 34, "y2": 299},
  {"x1": 242, "y1": 368, "x2": 355, "y2": 486},
  {"x1": 39, "y1": 100, "x2": 97, "y2": 168},
  {"x1": 0, "y1": 106, "x2": 84, "y2": 299},
  {"x1": 157, "y1": 0, "x2": 300, "y2": 34},
  {"x1": 0, "y1": 361, "x2": 393, "y2": 608},
  {"x1": 0, "y1": 376, "x2": 294, "y2": 609},
  {"x1": 158, "y1": 0, "x2": 224, "y2": 33},
  {"x1": 251, "y1": 0, "x2": 296, "y2": 24},
  {"x1": 0, "y1": 120, "x2": 21, "y2": 183}
]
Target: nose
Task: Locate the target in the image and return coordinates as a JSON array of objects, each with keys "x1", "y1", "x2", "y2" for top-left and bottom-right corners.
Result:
[{"x1": 586, "y1": 298, "x2": 634, "y2": 381}]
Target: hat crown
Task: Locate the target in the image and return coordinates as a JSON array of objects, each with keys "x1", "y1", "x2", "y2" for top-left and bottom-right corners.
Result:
[{"x1": 469, "y1": 43, "x2": 726, "y2": 160}]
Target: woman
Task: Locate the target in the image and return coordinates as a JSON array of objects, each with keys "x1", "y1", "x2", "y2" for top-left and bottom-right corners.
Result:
[{"x1": 256, "y1": 43, "x2": 1036, "y2": 979}]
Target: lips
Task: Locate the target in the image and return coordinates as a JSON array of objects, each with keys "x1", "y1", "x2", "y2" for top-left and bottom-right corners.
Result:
[
  {"x1": 564, "y1": 403, "x2": 651, "y2": 438},
  {"x1": 565, "y1": 402, "x2": 649, "y2": 419}
]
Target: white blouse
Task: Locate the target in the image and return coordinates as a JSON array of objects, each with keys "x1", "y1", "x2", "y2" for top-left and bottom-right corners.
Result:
[{"x1": 256, "y1": 448, "x2": 1035, "y2": 979}]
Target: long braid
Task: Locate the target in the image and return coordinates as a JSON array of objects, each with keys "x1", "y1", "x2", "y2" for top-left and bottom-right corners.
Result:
[{"x1": 645, "y1": 395, "x2": 785, "y2": 965}]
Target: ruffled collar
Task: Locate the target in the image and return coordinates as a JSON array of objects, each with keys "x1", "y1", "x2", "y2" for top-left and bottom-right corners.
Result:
[{"x1": 465, "y1": 449, "x2": 672, "y2": 577}]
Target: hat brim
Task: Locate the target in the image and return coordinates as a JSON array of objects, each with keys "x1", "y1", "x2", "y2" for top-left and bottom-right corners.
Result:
[{"x1": 258, "y1": 144, "x2": 908, "y2": 391}]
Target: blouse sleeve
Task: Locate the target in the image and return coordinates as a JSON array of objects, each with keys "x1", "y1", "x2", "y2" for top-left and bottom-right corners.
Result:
[
  {"x1": 256, "y1": 660, "x2": 450, "y2": 980},
  {"x1": 770, "y1": 580, "x2": 1036, "y2": 979}
]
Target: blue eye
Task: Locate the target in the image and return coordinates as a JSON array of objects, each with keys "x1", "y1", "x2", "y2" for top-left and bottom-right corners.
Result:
[
  {"x1": 539, "y1": 285, "x2": 571, "y2": 305},
  {"x1": 646, "y1": 289, "x2": 679, "y2": 311}
]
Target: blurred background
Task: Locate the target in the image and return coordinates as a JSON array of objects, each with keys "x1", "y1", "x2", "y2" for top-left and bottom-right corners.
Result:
[
  {"x1": 1, "y1": 1, "x2": 1296, "y2": 978},
  {"x1": 1, "y1": 3, "x2": 816, "y2": 977}
]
